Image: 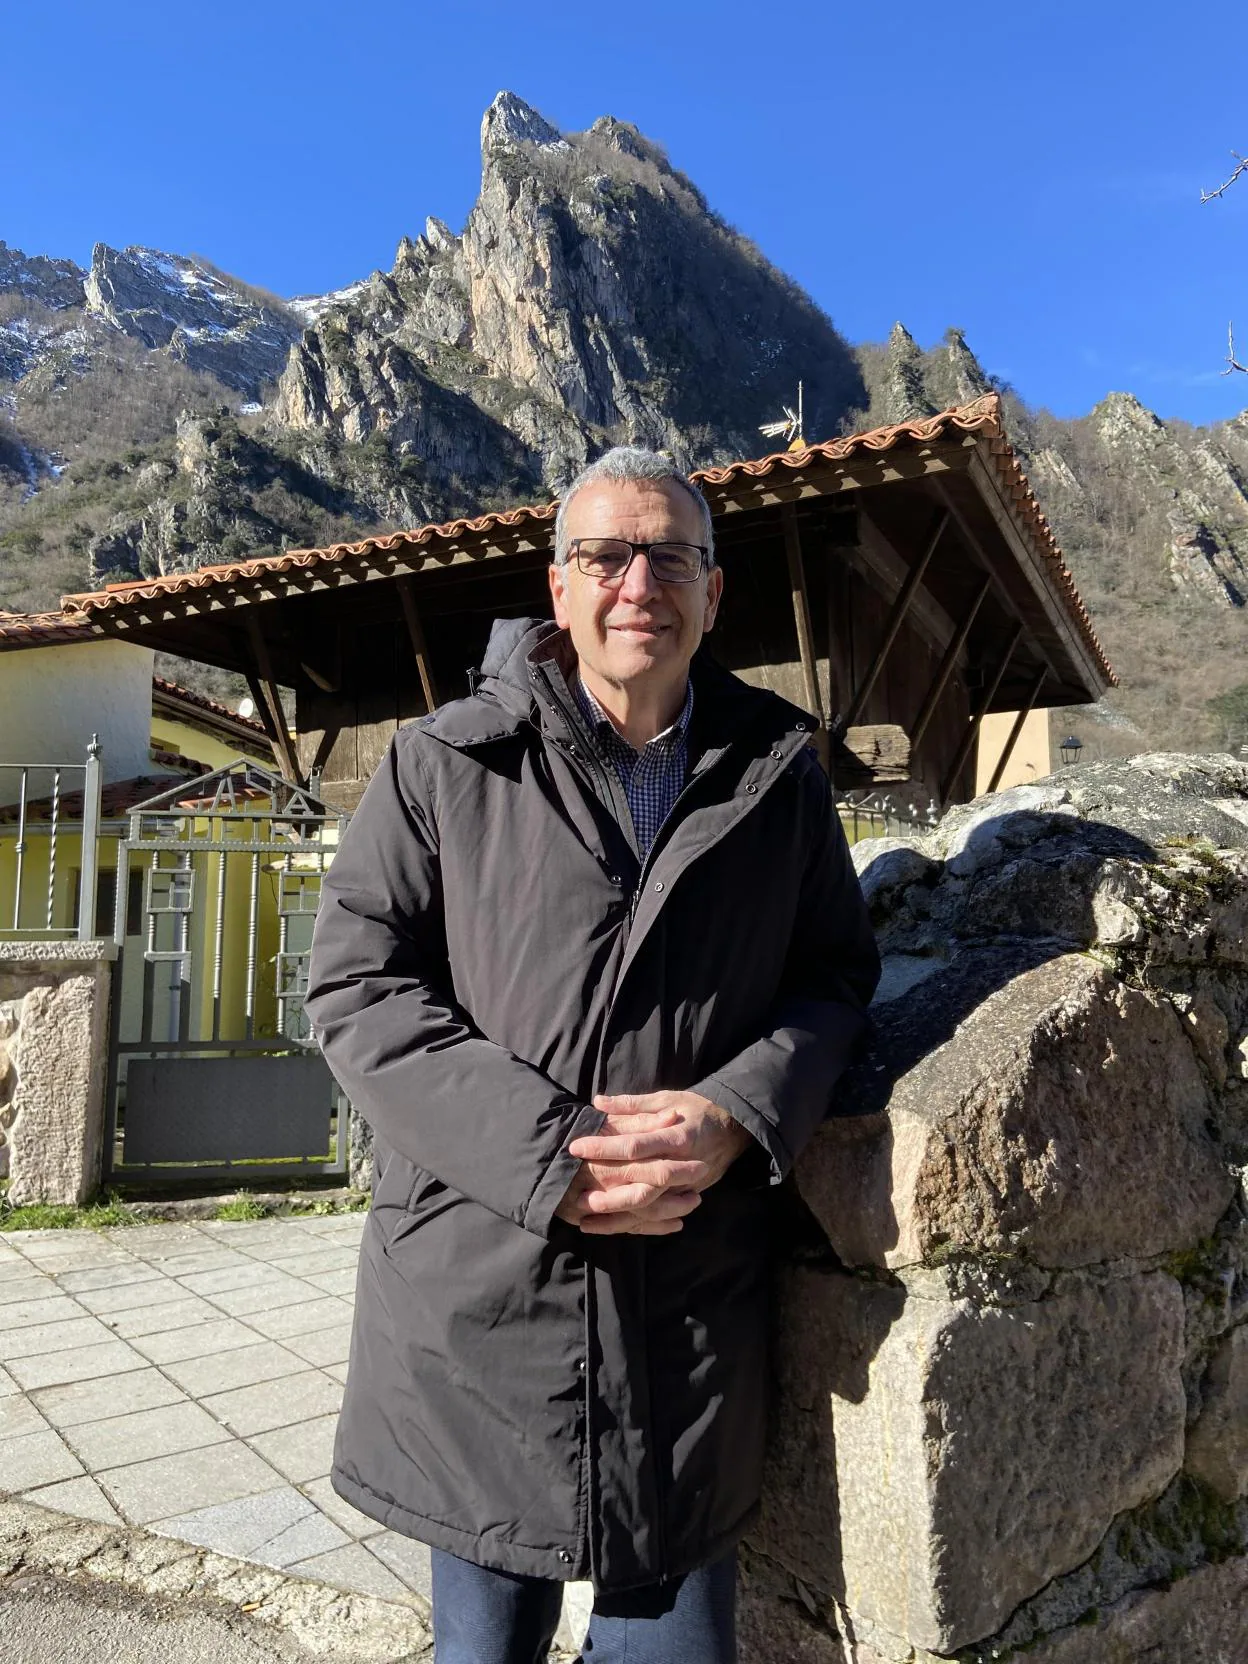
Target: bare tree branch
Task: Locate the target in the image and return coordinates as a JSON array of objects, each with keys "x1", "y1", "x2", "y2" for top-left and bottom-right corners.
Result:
[
  {"x1": 1202, "y1": 152, "x2": 1248, "y2": 202},
  {"x1": 1222, "y1": 321, "x2": 1248, "y2": 375}
]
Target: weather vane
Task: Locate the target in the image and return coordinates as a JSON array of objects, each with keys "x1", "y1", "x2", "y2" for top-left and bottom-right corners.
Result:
[{"x1": 759, "y1": 380, "x2": 805, "y2": 449}]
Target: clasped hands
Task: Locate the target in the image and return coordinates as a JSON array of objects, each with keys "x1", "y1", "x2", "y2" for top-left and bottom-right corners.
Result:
[{"x1": 554, "y1": 1090, "x2": 751, "y2": 1236}]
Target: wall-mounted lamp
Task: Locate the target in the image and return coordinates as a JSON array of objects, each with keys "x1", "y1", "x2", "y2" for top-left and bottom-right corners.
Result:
[{"x1": 1059, "y1": 735, "x2": 1083, "y2": 766}]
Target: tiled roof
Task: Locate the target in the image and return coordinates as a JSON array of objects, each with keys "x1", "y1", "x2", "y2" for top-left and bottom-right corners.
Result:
[
  {"x1": 61, "y1": 501, "x2": 560, "y2": 615},
  {"x1": 695, "y1": 395, "x2": 1114, "y2": 686},
  {"x1": 0, "y1": 610, "x2": 100, "y2": 647},
  {"x1": 53, "y1": 395, "x2": 1112, "y2": 686},
  {"x1": 152, "y1": 675, "x2": 269, "y2": 736}
]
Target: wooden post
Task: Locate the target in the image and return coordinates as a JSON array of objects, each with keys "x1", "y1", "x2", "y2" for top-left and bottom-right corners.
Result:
[
  {"x1": 938, "y1": 623, "x2": 1024, "y2": 804},
  {"x1": 825, "y1": 552, "x2": 845, "y2": 722},
  {"x1": 843, "y1": 508, "x2": 949, "y2": 729},
  {"x1": 782, "y1": 504, "x2": 823, "y2": 725},
  {"x1": 985, "y1": 666, "x2": 1048, "y2": 795},
  {"x1": 396, "y1": 574, "x2": 440, "y2": 714},
  {"x1": 908, "y1": 576, "x2": 991, "y2": 756},
  {"x1": 245, "y1": 614, "x2": 302, "y2": 784}
]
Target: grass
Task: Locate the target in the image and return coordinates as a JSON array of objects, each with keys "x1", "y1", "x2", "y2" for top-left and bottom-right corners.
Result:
[
  {"x1": 0, "y1": 1181, "x2": 368, "y2": 1231},
  {"x1": 210, "y1": 1195, "x2": 268, "y2": 1222},
  {"x1": 0, "y1": 1189, "x2": 153, "y2": 1232}
]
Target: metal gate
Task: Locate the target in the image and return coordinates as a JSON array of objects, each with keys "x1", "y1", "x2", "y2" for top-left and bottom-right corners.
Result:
[{"x1": 104, "y1": 760, "x2": 352, "y2": 1186}]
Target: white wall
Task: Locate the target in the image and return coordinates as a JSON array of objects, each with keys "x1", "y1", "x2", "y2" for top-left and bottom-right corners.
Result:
[{"x1": 0, "y1": 641, "x2": 155, "y2": 806}]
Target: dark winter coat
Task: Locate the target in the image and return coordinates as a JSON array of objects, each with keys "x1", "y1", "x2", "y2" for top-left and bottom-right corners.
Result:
[{"x1": 305, "y1": 618, "x2": 880, "y2": 1591}]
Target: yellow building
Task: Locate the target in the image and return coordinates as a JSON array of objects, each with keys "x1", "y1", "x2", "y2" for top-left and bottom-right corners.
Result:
[{"x1": 0, "y1": 612, "x2": 272, "y2": 953}]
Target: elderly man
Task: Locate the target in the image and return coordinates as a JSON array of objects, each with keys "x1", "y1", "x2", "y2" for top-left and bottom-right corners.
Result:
[{"x1": 305, "y1": 448, "x2": 879, "y2": 1664}]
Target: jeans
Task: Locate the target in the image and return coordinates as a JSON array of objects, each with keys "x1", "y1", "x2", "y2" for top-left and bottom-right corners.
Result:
[{"x1": 430, "y1": 1547, "x2": 737, "y2": 1664}]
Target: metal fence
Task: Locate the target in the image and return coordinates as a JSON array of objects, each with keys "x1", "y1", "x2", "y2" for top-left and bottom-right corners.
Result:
[
  {"x1": 837, "y1": 791, "x2": 941, "y2": 845},
  {"x1": 0, "y1": 738, "x2": 103, "y2": 939}
]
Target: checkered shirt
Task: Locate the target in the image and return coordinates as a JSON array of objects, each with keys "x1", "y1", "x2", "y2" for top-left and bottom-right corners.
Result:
[{"x1": 574, "y1": 675, "x2": 694, "y2": 859}]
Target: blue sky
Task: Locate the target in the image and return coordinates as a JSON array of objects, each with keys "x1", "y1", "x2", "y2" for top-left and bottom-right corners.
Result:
[{"x1": 9, "y1": 0, "x2": 1248, "y2": 425}]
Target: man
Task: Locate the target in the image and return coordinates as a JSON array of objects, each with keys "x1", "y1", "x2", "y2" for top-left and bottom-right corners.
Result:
[{"x1": 305, "y1": 448, "x2": 880, "y2": 1664}]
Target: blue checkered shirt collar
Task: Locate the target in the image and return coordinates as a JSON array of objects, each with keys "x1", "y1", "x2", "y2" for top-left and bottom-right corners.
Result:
[{"x1": 572, "y1": 675, "x2": 694, "y2": 859}]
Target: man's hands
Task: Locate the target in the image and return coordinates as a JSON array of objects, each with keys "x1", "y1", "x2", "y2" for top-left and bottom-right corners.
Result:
[{"x1": 553, "y1": 1091, "x2": 752, "y2": 1236}]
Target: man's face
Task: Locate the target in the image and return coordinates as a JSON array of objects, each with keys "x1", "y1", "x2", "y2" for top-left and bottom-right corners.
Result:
[{"x1": 548, "y1": 478, "x2": 723, "y2": 691}]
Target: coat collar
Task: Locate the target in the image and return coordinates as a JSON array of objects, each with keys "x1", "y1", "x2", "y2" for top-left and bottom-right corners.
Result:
[{"x1": 418, "y1": 618, "x2": 815, "y2": 761}]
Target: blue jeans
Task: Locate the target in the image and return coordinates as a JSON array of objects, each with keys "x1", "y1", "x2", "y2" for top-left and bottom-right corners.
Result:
[{"x1": 430, "y1": 1547, "x2": 737, "y2": 1664}]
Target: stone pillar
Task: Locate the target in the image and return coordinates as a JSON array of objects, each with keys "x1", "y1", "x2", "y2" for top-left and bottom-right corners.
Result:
[
  {"x1": 0, "y1": 942, "x2": 114, "y2": 1206},
  {"x1": 744, "y1": 757, "x2": 1248, "y2": 1663}
]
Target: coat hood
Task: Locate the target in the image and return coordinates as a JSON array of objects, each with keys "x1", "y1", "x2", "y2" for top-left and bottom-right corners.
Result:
[{"x1": 423, "y1": 613, "x2": 812, "y2": 753}]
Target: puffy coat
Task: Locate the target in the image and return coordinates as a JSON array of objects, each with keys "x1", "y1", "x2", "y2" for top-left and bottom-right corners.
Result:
[{"x1": 305, "y1": 617, "x2": 879, "y2": 1591}]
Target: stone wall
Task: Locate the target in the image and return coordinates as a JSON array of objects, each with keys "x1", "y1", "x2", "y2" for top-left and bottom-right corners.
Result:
[
  {"x1": 0, "y1": 942, "x2": 113, "y2": 1206},
  {"x1": 742, "y1": 755, "x2": 1248, "y2": 1662}
]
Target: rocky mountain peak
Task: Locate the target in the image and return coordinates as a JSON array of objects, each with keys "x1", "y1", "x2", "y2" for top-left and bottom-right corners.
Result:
[
  {"x1": 1092, "y1": 390, "x2": 1166, "y2": 453},
  {"x1": 883, "y1": 321, "x2": 935, "y2": 421},
  {"x1": 587, "y1": 114, "x2": 656, "y2": 164},
  {"x1": 0, "y1": 241, "x2": 86, "y2": 311},
  {"x1": 83, "y1": 244, "x2": 302, "y2": 400},
  {"x1": 936, "y1": 327, "x2": 992, "y2": 406},
  {"x1": 480, "y1": 91, "x2": 568, "y2": 160},
  {"x1": 276, "y1": 92, "x2": 865, "y2": 495},
  {"x1": 423, "y1": 217, "x2": 457, "y2": 256}
]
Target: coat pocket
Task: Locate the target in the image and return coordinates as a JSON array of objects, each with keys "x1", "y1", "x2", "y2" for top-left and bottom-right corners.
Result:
[{"x1": 380, "y1": 1162, "x2": 462, "y2": 1256}]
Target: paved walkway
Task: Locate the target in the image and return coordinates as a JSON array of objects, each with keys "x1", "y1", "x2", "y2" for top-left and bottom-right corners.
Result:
[{"x1": 0, "y1": 1214, "x2": 433, "y2": 1609}]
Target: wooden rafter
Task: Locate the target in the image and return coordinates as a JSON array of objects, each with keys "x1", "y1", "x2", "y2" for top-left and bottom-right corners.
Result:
[
  {"x1": 842, "y1": 509, "x2": 949, "y2": 730},
  {"x1": 244, "y1": 614, "x2": 302, "y2": 784},
  {"x1": 909, "y1": 575, "x2": 991, "y2": 755},
  {"x1": 781, "y1": 504, "x2": 823, "y2": 725},
  {"x1": 396, "y1": 574, "x2": 440, "y2": 713}
]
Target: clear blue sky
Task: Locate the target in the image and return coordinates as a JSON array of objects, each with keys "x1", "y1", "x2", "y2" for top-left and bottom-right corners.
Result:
[{"x1": 9, "y1": 0, "x2": 1248, "y2": 425}]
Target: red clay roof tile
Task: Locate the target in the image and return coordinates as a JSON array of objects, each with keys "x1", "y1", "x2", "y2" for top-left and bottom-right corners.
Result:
[{"x1": 51, "y1": 395, "x2": 1112, "y2": 686}]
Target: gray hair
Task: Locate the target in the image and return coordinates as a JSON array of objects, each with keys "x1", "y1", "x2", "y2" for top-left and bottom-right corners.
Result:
[{"x1": 553, "y1": 447, "x2": 715, "y2": 567}]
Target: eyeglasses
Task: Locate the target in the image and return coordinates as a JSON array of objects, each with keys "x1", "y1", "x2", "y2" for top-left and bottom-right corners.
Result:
[{"x1": 568, "y1": 539, "x2": 709, "y2": 585}]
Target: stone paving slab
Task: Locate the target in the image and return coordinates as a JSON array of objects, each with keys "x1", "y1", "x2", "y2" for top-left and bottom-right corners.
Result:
[
  {"x1": 284, "y1": 1325, "x2": 353, "y2": 1367},
  {"x1": 32, "y1": 1368, "x2": 186, "y2": 1429},
  {"x1": 204, "y1": 1369, "x2": 343, "y2": 1438},
  {"x1": 1, "y1": 1427, "x2": 86, "y2": 1490},
  {"x1": 63, "y1": 1400, "x2": 231, "y2": 1470},
  {"x1": 7, "y1": 1338, "x2": 150, "y2": 1390},
  {"x1": 246, "y1": 1412, "x2": 340, "y2": 1484},
  {"x1": 0, "y1": 1215, "x2": 436, "y2": 1614},
  {"x1": 163, "y1": 1341, "x2": 310, "y2": 1398}
]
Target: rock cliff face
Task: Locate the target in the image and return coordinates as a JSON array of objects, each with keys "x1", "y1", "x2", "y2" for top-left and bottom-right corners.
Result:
[
  {"x1": 83, "y1": 245, "x2": 302, "y2": 400},
  {"x1": 0, "y1": 241, "x2": 307, "y2": 402},
  {"x1": 275, "y1": 93, "x2": 866, "y2": 491},
  {"x1": 742, "y1": 753, "x2": 1248, "y2": 1664}
]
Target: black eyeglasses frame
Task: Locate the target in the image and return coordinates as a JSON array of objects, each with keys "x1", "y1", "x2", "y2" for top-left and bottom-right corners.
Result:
[{"x1": 566, "y1": 539, "x2": 710, "y2": 585}]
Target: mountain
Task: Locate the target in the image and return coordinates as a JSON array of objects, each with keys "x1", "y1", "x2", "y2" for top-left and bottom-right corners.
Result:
[{"x1": 1, "y1": 92, "x2": 1246, "y2": 754}]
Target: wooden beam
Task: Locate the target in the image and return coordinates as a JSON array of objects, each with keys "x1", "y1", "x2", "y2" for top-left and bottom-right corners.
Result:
[
  {"x1": 244, "y1": 614, "x2": 302, "y2": 783},
  {"x1": 825, "y1": 548, "x2": 847, "y2": 721},
  {"x1": 909, "y1": 575, "x2": 991, "y2": 755},
  {"x1": 939, "y1": 623, "x2": 1024, "y2": 804},
  {"x1": 984, "y1": 667, "x2": 1048, "y2": 796},
  {"x1": 927, "y1": 471, "x2": 1067, "y2": 694},
  {"x1": 781, "y1": 503, "x2": 823, "y2": 725},
  {"x1": 961, "y1": 449, "x2": 1108, "y2": 698},
  {"x1": 852, "y1": 503, "x2": 959, "y2": 655},
  {"x1": 842, "y1": 509, "x2": 949, "y2": 730},
  {"x1": 832, "y1": 723, "x2": 912, "y2": 788},
  {"x1": 396, "y1": 574, "x2": 440, "y2": 713}
]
